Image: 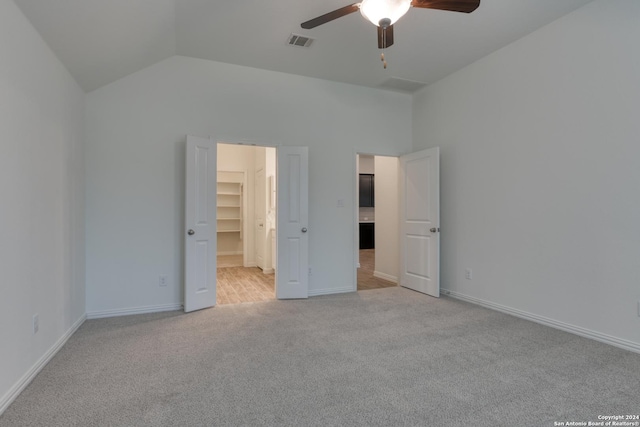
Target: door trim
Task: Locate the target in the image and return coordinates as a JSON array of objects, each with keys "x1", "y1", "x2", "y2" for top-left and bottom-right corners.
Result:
[
  {"x1": 352, "y1": 149, "x2": 402, "y2": 292},
  {"x1": 185, "y1": 137, "x2": 281, "y2": 308}
]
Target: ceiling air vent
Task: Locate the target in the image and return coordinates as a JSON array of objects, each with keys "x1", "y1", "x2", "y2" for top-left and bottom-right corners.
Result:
[{"x1": 287, "y1": 33, "x2": 314, "y2": 48}]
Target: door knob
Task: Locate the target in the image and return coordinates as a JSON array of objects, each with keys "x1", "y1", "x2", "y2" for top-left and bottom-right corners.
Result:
[
  {"x1": 430, "y1": 227, "x2": 440, "y2": 233},
  {"x1": 301, "y1": 227, "x2": 308, "y2": 233},
  {"x1": 187, "y1": 229, "x2": 195, "y2": 235}
]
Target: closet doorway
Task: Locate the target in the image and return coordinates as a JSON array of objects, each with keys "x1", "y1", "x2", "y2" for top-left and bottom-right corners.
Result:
[{"x1": 216, "y1": 143, "x2": 277, "y2": 305}]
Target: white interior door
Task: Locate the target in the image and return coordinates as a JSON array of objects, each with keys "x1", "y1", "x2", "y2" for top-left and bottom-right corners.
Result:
[
  {"x1": 184, "y1": 135, "x2": 217, "y2": 312},
  {"x1": 276, "y1": 146, "x2": 309, "y2": 299},
  {"x1": 399, "y1": 147, "x2": 440, "y2": 297}
]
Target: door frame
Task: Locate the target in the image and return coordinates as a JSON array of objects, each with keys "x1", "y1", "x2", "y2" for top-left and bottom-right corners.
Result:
[
  {"x1": 218, "y1": 138, "x2": 279, "y2": 287},
  {"x1": 206, "y1": 138, "x2": 309, "y2": 303},
  {"x1": 192, "y1": 136, "x2": 281, "y2": 307},
  {"x1": 352, "y1": 148, "x2": 402, "y2": 292}
]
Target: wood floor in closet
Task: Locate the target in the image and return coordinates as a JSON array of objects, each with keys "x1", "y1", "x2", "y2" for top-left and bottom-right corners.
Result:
[
  {"x1": 216, "y1": 265, "x2": 275, "y2": 305},
  {"x1": 216, "y1": 249, "x2": 396, "y2": 305}
]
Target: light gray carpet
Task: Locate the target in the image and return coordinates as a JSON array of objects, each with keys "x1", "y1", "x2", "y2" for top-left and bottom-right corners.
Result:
[{"x1": 2, "y1": 287, "x2": 639, "y2": 427}]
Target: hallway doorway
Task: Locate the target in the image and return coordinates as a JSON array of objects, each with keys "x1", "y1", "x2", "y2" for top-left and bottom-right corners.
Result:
[{"x1": 355, "y1": 154, "x2": 399, "y2": 292}]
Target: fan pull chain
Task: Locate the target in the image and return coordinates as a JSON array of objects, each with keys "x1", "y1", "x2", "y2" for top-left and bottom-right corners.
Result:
[{"x1": 381, "y1": 29, "x2": 387, "y2": 69}]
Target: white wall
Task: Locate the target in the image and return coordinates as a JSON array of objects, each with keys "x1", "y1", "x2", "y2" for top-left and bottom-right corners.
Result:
[
  {"x1": 374, "y1": 156, "x2": 399, "y2": 283},
  {"x1": 253, "y1": 146, "x2": 266, "y2": 269},
  {"x1": 412, "y1": 0, "x2": 640, "y2": 349},
  {"x1": 0, "y1": 0, "x2": 85, "y2": 412},
  {"x1": 265, "y1": 146, "x2": 276, "y2": 229},
  {"x1": 264, "y1": 147, "x2": 276, "y2": 272},
  {"x1": 85, "y1": 55, "x2": 412, "y2": 312},
  {"x1": 359, "y1": 155, "x2": 375, "y2": 174}
]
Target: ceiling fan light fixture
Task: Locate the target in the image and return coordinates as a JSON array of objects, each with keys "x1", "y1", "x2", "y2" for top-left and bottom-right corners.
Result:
[{"x1": 359, "y1": 0, "x2": 411, "y2": 27}]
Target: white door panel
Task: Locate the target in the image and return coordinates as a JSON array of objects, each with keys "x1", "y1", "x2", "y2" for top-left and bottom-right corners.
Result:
[
  {"x1": 185, "y1": 135, "x2": 217, "y2": 312},
  {"x1": 400, "y1": 147, "x2": 440, "y2": 297},
  {"x1": 276, "y1": 147, "x2": 309, "y2": 299}
]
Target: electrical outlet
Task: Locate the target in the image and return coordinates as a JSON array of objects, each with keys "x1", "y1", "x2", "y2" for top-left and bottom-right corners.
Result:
[
  {"x1": 465, "y1": 269, "x2": 472, "y2": 280},
  {"x1": 33, "y1": 314, "x2": 39, "y2": 334},
  {"x1": 308, "y1": 266, "x2": 312, "y2": 276},
  {"x1": 159, "y1": 275, "x2": 168, "y2": 287}
]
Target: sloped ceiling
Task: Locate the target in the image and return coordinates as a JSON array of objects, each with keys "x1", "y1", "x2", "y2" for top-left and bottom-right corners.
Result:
[{"x1": 15, "y1": 0, "x2": 593, "y2": 92}]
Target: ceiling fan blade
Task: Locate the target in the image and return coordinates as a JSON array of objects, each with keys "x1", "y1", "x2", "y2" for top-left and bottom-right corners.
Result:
[
  {"x1": 410, "y1": 0, "x2": 480, "y2": 13},
  {"x1": 301, "y1": 3, "x2": 361, "y2": 29},
  {"x1": 377, "y1": 25, "x2": 394, "y2": 49}
]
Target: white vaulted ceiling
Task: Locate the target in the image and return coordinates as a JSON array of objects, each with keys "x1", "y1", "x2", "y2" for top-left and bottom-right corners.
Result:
[{"x1": 14, "y1": 0, "x2": 593, "y2": 92}]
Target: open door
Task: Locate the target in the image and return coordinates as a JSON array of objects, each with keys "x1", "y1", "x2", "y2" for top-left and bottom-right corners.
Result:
[
  {"x1": 276, "y1": 146, "x2": 309, "y2": 299},
  {"x1": 184, "y1": 135, "x2": 217, "y2": 312},
  {"x1": 399, "y1": 147, "x2": 440, "y2": 297}
]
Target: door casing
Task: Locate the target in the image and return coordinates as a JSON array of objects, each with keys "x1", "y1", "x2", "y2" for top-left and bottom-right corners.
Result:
[
  {"x1": 352, "y1": 149, "x2": 440, "y2": 296},
  {"x1": 183, "y1": 137, "x2": 309, "y2": 311}
]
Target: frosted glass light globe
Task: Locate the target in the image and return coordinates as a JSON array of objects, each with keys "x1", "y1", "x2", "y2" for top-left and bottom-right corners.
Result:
[{"x1": 359, "y1": 0, "x2": 411, "y2": 27}]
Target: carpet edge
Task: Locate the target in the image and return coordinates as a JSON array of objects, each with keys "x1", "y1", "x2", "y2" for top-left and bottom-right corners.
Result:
[
  {"x1": 309, "y1": 286, "x2": 354, "y2": 297},
  {"x1": 0, "y1": 314, "x2": 87, "y2": 416},
  {"x1": 442, "y1": 289, "x2": 640, "y2": 354},
  {"x1": 86, "y1": 303, "x2": 183, "y2": 319}
]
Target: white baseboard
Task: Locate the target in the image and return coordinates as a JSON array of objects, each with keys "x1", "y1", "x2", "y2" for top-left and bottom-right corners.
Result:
[
  {"x1": 86, "y1": 303, "x2": 183, "y2": 319},
  {"x1": 262, "y1": 268, "x2": 274, "y2": 275},
  {"x1": 373, "y1": 271, "x2": 398, "y2": 284},
  {"x1": 0, "y1": 314, "x2": 86, "y2": 415},
  {"x1": 309, "y1": 286, "x2": 354, "y2": 297},
  {"x1": 441, "y1": 289, "x2": 640, "y2": 355}
]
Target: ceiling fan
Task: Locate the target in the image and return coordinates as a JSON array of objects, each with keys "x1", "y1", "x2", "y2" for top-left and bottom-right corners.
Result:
[{"x1": 301, "y1": 0, "x2": 480, "y2": 68}]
